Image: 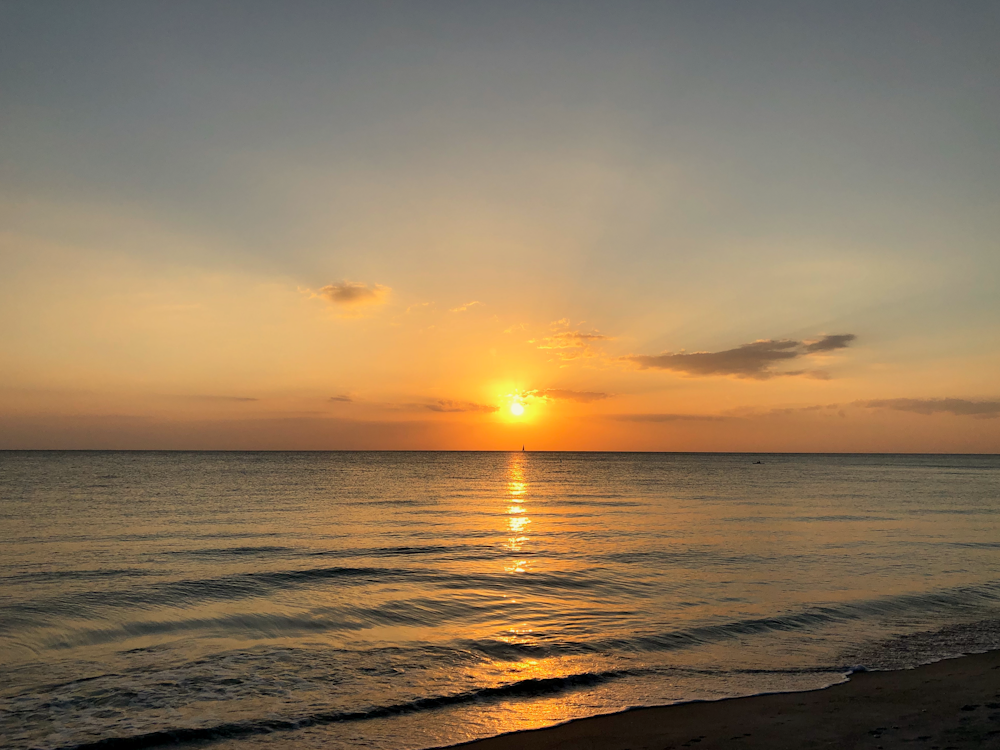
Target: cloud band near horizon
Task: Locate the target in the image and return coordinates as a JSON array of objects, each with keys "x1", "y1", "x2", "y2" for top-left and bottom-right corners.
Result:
[{"x1": 859, "y1": 398, "x2": 1000, "y2": 419}]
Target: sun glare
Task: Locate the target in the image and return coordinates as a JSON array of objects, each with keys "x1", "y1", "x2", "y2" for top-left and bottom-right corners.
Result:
[{"x1": 509, "y1": 402, "x2": 525, "y2": 417}]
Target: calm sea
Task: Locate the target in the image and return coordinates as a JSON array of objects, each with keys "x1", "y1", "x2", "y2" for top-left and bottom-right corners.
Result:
[{"x1": 2, "y1": 452, "x2": 999, "y2": 750}]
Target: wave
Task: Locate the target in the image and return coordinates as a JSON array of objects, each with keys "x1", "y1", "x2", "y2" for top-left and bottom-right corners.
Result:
[
  {"x1": 841, "y1": 617, "x2": 1000, "y2": 671},
  {"x1": 2, "y1": 565, "x2": 653, "y2": 633},
  {"x1": 38, "y1": 600, "x2": 496, "y2": 649},
  {"x1": 0, "y1": 569, "x2": 151, "y2": 584},
  {"x1": 163, "y1": 546, "x2": 294, "y2": 558},
  {"x1": 50, "y1": 670, "x2": 634, "y2": 750},
  {"x1": 23, "y1": 580, "x2": 1000, "y2": 653},
  {"x1": 307, "y1": 543, "x2": 499, "y2": 560},
  {"x1": 464, "y1": 582, "x2": 1000, "y2": 659},
  {"x1": 0, "y1": 566, "x2": 410, "y2": 630}
]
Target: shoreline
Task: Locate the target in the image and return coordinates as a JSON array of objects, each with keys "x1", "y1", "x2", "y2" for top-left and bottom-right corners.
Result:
[{"x1": 436, "y1": 650, "x2": 1000, "y2": 750}]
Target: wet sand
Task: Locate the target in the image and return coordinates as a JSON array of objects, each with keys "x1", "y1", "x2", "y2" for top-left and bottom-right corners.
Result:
[{"x1": 440, "y1": 650, "x2": 1000, "y2": 750}]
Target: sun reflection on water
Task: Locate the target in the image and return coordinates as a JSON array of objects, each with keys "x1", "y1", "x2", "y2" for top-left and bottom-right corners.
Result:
[
  {"x1": 503, "y1": 559, "x2": 528, "y2": 574},
  {"x1": 504, "y1": 455, "x2": 531, "y2": 556}
]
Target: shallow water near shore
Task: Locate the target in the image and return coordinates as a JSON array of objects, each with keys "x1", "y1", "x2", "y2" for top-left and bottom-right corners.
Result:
[{"x1": 1, "y1": 451, "x2": 999, "y2": 750}]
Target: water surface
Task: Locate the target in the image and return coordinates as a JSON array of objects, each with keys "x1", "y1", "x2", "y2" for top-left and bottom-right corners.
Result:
[{"x1": 1, "y1": 451, "x2": 999, "y2": 749}]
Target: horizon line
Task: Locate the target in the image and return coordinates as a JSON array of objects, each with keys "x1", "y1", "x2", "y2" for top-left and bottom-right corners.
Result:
[{"x1": 1, "y1": 449, "x2": 998, "y2": 456}]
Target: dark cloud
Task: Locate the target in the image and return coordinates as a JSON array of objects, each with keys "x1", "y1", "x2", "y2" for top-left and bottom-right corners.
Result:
[
  {"x1": 625, "y1": 334, "x2": 856, "y2": 380},
  {"x1": 804, "y1": 334, "x2": 856, "y2": 352},
  {"x1": 318, "y1": 281, "x2": 389, "y2": 306},
  {"x1": 329, "y1": 395, "x2": 352, "y2": 402},
  {"x1": 529, "y1": 389, "x2": 612, "y2": 402},
  {"x1": 424, "y1": 400, "x2": 499, "y2": 414},
  {"x1": 859, "y1": 398, "x2": 1000, "y2": 419},
  {"x1": 774, "y1": 370, "x2": 832, "y2": 380}
]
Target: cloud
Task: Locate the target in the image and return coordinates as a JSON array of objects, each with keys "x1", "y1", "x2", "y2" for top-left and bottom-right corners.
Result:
[
  {"x1": 759, "y1": 404, "x2": 839, "y2": 416},
  {"x1": 624, "y1": 334, "x2": 856, "y2": 380},
  {"x1": 527, "y1": 389, "x2": 612, "y2": 402},
  {"x1": 329, "y1": 395, "x2": 353, "y2": 402},
  {"x1": 720, "y1": 403, "x2": 846, "y2": 419},
  {"x1": 858, "y1": 398, "x2": 1000, "y2": 419},
  {"x1": 449, "y1": 301, "x2": 481, "y2": 313},
  {"x1": 0, "y1": 414, "x2": 440, "y2": 450},
  {"x1": 804, "y1": 334, "x2": 857, "y2": 352},
  {"x1": 608, "y1": 413, "x2": 731, "y2": 422},
  {"x1": 173, "y1": 395, "x2": 258, "y2": 402},
  {"x1": 424, "y1": 400, "x2": 499, "y2": 414},
  {"x1": 611, "y1": 402, "x2": 847, "y2": 422},
  {"x1": 531, "y1": 319, "x2": 614, "y2": 361},
  {"x1": 318, "y1": 281, "x2": 390, "y2": 306},
  {"x1": 534, "y1": 331, "x2": 613, "y2": 349}
]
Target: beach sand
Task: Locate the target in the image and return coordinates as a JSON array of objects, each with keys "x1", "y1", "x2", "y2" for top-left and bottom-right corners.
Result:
[{"x1": 440, "y1": 650, "x2": 1000, "y2": 750}]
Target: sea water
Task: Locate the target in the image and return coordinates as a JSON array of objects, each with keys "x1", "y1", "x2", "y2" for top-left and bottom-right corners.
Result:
[{"x1": 1, "y1": 451, "x2": 999, "y2": 750}]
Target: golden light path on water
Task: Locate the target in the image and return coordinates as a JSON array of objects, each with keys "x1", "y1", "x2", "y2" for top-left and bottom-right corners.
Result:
[{"x1": 477, "y1": 452, "x2": 590, "y2": 738}]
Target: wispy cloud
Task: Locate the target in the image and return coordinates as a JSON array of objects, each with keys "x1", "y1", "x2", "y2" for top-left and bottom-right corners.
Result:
[
  {"x1": 449, "y1": 301, "x2": 481, "y2": 313},
  {"x1": 759, "y1": 404, "x2": 843, "y2": 416},
  {"x1": 317, "y1": 281, "x2": 390, "y2": 307},
  {"x1": 624, "y1": 334, "x2": 855, "y2": 380},
  {"x1": 329, "y1": 395, "x2": 353, "y2": 403},
  {"x1": 535, "y1": 331, "x2": 613, "y2": 348},
  {"x1": 858, "y1": 398, "x2": 1000, "y2": 419},
  {"x1": 531, "y1": 319, "x2": 614, "y2": 361},
  {"x1": 608, "y1": 413, "x2": 730, "y2": 422},
  {"x1": 424, "y1": 400, "x2": 499, "y2": 413},
  {"x1": 610, "y1": 402, "x2": 847, "y2": 422},
  {"x1": 722, "y1": 403, "x2": 847, "y2": 418},
  {"x1": 527, "y1": 388, "x2": 612, "y2": 402},
  {"x1": 172, "y1": 395, "x2": 258, "y2": 402}
]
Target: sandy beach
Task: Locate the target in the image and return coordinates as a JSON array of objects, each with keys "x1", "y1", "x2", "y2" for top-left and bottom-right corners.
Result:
[{"x1": 441, "y1": 650, "x2": 1000, "y2": 750}]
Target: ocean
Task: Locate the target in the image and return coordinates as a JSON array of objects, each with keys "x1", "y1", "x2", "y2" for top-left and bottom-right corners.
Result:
[{"x1": 1, "y1": 451, "x2": 999, "y2": 750}]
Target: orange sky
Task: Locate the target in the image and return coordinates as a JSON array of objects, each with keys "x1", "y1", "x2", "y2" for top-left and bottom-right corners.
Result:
[{"x1": 1, "y1": 3, "x2": 998, "y2": 451}]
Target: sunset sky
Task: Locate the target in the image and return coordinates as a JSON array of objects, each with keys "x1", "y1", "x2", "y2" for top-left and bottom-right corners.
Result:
[{"x1": 2, "y1": 1, "x2": 998, "y2": 451}]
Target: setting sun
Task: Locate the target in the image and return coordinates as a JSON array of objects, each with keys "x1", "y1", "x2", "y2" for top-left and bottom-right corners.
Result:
[{"x1": 2, "y1": 7, "x2": 999, "y2": 750}]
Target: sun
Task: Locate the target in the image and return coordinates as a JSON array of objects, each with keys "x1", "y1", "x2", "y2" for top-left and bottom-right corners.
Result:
[{"x1": 509, "y1": 402, "x2": 525, "y2": 417}]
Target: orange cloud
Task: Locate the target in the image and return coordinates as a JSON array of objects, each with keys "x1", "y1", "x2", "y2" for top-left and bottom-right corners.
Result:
[
  {"x1": 424, "y1": 399, "x2": 499, "y2": 413},
  {"x1": 531, "y1": 319, "x2": 614, "y2": 361},
  {"x1": 527, "y1": 388, "x2": 612, "y2": 402}
]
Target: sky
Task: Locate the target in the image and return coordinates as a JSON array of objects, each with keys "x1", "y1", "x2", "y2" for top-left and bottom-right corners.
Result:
[{"x1": 1, "y1": 0, "x2": 998, "y2": 451}]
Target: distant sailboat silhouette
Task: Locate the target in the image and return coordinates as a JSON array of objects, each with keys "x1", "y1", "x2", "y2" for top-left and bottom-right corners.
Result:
[{"x1": 522, "y1": 445, "x2": 525, "y2": 452}]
